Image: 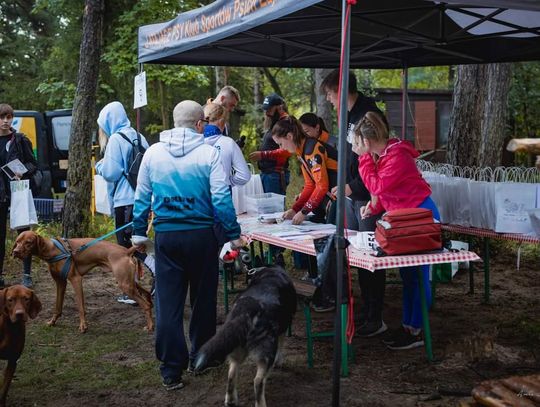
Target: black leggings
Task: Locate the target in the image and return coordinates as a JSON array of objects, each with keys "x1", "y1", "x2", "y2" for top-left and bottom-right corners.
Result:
[
  {"x1": 114, "y1": 205, "x2": 146, "y2": 264},
  {"x1": 0, "y1": 202, "x2": 32, "y2": 276}
]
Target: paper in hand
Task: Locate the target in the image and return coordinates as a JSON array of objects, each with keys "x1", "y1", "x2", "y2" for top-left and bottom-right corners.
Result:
[{"x1": 1, "y1": 159, "x2": 27, "y2": 180}]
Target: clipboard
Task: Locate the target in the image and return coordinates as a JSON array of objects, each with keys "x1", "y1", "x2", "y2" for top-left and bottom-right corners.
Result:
[{"x1": 1, "y1": 159, "x2": 27, "y2": 180}]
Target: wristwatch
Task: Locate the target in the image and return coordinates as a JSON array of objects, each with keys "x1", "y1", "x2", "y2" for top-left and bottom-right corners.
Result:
[{"x1": 301, "y1": 207, "x2": 310, "y2": 215}]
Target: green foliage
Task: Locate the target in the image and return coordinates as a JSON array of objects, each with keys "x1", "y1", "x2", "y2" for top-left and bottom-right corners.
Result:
[{"x1": 508, "y1": 62, "x2": 540, "y2": 139}]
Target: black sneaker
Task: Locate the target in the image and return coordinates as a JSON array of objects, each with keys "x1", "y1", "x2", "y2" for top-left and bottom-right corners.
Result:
[
  {"x1": 382, "y1": 326, "x2": 408, "y2": 346},
  {"x1": 150, "y1": 279, "x2": 156, "y2": 297},
  {"x1": 357, "y1": 321, "x2": 388, "y2": 337},
  {"x1": 22, "y1": 274, "x2": 33, "y2": 288},
  {"x1": 162, "y1": 377, "x2": 184, "y2": 391},
  {"x1": 312, "y1": 299, "x2": 336, "y2": 313},
  {"x1": 0, "y1": 276, "x2": 5, "y2": 289},
  {"x1": 386, "y1": 330, "x2": 424, "y2": 350}
]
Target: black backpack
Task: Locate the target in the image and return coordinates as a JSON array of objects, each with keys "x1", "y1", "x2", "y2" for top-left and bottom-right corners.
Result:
[{"x1": 117, "y1": 131, "x2": 146, "y2": 190}]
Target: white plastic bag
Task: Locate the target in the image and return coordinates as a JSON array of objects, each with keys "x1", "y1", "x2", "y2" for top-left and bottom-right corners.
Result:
[
  {"x1": 94, "y1": 174, "x2": 112, "y2": 216},
  {"x1": 10, "y1": 179, "x2": 38, "y2": 229},
  {"x1": 231, "y1": 164, "x2": 263, "y2": 215}
]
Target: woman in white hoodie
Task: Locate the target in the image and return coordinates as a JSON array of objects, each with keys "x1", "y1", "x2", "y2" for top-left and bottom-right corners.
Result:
[{"x1": 202, "y1": 103, "x2": 250, "y2": 188}]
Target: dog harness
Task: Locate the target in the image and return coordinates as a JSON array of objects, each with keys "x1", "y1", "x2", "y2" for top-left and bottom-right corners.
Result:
[
  {"x1": 44, "y1": 222, "x2": 136, "y2": 281},
  {"x1": 46, "y1": 238, "x2": 74, "y2": 280}
]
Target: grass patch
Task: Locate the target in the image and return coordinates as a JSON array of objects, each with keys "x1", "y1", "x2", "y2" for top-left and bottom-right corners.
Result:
[{"x1": 15, "y1": 322, "x2": 159, "y2": 396}]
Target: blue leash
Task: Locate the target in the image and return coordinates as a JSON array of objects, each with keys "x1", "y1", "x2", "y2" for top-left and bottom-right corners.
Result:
[{"x1": 46, "y1": 222, "x2": 134, "y2": 280}]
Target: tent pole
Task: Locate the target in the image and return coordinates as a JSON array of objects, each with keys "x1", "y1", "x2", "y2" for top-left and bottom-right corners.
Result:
[
  {"x1": 332, "y1": 0, "x2": 351, "y2": 405},
  {"x1": 401, "y1": 66, "x2": 408, "y2": 140}
]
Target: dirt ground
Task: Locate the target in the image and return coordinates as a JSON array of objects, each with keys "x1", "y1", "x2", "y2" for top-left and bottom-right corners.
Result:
[{"x1": 5, "y1": 243, "x2": 540, "y2": 407}]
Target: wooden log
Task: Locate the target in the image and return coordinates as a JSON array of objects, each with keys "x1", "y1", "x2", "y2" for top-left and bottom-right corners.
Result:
[{"x1": 506, "y1": 138, "x2": 540, "y2": 154}]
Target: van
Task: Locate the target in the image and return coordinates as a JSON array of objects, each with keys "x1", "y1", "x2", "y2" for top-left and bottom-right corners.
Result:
[{"x1": 13, "y1": 109, "x2": 72, "y2": 198}]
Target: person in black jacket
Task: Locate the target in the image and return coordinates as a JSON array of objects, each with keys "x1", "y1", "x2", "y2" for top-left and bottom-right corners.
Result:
[
  {"x1": 320, "y1": 70, "x2": 388, "y2": 336},
  {"x1": 0, "y1": 103, "x2": 38, "y2": 288}
]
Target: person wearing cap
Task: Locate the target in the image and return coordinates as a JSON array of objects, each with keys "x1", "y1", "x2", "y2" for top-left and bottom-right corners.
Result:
[
  {"x1": 321, "y1": 69, "x2": 388, "y2": 337},
  {"x1": 131, "y1": 100, "x2": 247, "y2": 391},
  {"x1": 249, "y1": 93, "x2": 291, "y2": 195}
]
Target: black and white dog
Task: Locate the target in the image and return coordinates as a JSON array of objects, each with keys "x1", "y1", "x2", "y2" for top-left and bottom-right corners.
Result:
[{"x1": 195, "y1": 267, "x2": 297, "y2": 407}]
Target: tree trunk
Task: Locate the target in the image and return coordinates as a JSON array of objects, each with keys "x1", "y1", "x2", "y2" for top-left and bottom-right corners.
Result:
[
  {"x1": 447, "y1": 64, "x2": 511, "y2": 168},
  {"x1": 62, "y1": 0, "x2": 103, "y2": 238},
  {"x1": 314, "y1": 68, "x2": 334, "y2": 134},
  {"x1": 262, "y1": 68, "x2": 283, "y2": 98},
  {"x1": 477, "y1": 64, "x2": 512, "y2": 167},
  {"x1": 253, "y1": 68, "x2": 263, "y2": 107},
  {"x1": 447, "y1": 65, "x2": 487, "y2": 167}
]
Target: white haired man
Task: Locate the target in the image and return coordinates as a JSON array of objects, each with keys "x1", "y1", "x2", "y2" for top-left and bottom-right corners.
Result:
[{"x1": 132, "y1": 100, "x2": 246, "y2": 391}]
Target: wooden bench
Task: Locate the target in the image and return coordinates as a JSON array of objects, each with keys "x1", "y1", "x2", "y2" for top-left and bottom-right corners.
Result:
[{"x1": 470, "y1": 374, "x2": 540, "y2": 407}]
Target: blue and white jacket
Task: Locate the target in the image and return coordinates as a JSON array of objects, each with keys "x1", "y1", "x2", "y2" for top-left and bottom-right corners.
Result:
[
  {"x1": 95, "y1": 101, "x2": 150, "y2": 208},
  {"x1": 133, "y1": 127, "x2": 241, "y2": 239}
]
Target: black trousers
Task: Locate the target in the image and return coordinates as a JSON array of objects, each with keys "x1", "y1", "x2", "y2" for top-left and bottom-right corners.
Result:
[{"x1": 0, "y1": 202, "x2": 32, "y2": 276}]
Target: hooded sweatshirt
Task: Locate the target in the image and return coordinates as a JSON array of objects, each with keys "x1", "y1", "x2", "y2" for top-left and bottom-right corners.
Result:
[
  {"x1": 95, "y1": 101, "x2": 150, "y2": 208},
  {"x1": 358, "y1": 138, "x2": 431, "y2": 215},
  {"x1": 203, "y1": 124, "x2": 251, "y2": 187},
  {"x1": 132, "y1": 127, "x2": 241, "y2": 239}
]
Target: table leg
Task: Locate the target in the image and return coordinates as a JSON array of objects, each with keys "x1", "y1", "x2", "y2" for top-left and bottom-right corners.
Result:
[
  {"x1": 468, "y1": 236, "x2": 474, "y2": 294},
  {"x1": 484, "y1": 237, "x2": 490, "y2": 304},
  {"x1": 417, "y1": 266, "x2": 433, "y2": 362}
]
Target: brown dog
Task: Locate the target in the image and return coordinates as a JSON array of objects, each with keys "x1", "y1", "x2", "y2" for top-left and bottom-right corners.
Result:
[
  {"x1": 12, "y1": 231, "x2": 153, "y2": 333},
  {"x1": 0, "y1": 285, "x2": 41, "y2": 407}
]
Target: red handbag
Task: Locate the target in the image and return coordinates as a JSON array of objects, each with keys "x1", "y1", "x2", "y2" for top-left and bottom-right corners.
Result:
[{"x1": 374, "y1": 208, "x2": 442, "y2": 256}]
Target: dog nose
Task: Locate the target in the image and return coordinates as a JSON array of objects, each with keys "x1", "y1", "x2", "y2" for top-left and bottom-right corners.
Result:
[{"x1": 15, "y1": 310, "x2": 25, "y2": 320}]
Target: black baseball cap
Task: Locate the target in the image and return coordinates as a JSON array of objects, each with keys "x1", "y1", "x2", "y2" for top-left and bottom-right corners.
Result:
[{"x1": 262, "y1": 93, "x2": 284, "y2": 110}]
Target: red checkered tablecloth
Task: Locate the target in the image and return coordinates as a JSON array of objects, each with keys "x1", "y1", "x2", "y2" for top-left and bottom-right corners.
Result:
[
  {"x1": 249, "y1": 231, "x2": 481, "y2": 272},
  {"x1": 441, "y1": 224, "x2": 540, "y2": 244}
]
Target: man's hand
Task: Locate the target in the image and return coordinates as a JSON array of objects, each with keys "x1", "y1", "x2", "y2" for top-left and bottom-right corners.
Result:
[
  {"x1": 331, "y1": 184, "x2": 352, "y2": 197},
  {"x1": 291, "y1": 211, "x2": 306, "y2": 225},
  {"x1": 131, "y1": 235, "x2": 151, "y2": 253},
  {"x1": 249, "y1": 151, "x2": 262, "y2": 161},
  {"x1": 230, "y1": 235, "x2": 249, "y2": 249},
  {"x1": 282, "y1": 209, "x2": 296, "y2": 220}
]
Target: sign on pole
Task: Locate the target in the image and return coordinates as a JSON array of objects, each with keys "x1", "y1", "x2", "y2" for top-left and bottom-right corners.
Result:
[{"x1": 134, "y1": 71, "x2": 147, "y2": 109}]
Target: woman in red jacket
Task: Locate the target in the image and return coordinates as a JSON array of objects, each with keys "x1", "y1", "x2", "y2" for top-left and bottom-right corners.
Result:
[{"x1": 354, "y1": 111, "x2": 440, "y2": 351}]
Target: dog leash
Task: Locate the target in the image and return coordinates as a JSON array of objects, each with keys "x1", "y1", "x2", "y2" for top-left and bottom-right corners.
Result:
[{"x1": 75, "y1": 222, "x2": 134, "y2": 254}]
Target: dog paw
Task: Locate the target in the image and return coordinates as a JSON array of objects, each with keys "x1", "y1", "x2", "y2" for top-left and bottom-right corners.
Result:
[
  {"x1": 79, "y1": 323, "x2": 88, "y2": 333},
  {"x1": 143, "y1": 325, "x2": 154, "y2": 333},
  {"x1": 46, "y1": 318, "x2": 57, "y2": 327}
]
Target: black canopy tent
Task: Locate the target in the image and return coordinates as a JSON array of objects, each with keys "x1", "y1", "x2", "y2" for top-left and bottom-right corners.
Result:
[
  {"x1": 139, "y1": 0, "x2": 540, "y2": 69},
  {"x1": 138, "y1": 1, "x2": 539, "y2": 405}
]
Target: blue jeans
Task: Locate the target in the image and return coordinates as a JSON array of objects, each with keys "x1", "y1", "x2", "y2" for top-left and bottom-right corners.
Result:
[
  {"x1": 399, "y1": 197, "x2": 440, "y2": 330},
  {"x1": 154, "y1": 227, "x2": 218, "y2": 381},
  {"x1": 261, "y1": 171, "x2": 289, "y2": 195}
]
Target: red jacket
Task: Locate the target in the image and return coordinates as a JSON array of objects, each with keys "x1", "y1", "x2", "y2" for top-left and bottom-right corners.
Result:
[{"x1": 358, "y1": 138, "x2": 431, "y2": 215}]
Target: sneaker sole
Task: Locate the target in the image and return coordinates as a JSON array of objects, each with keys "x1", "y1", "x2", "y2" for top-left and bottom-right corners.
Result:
[
  {"x1": 163, "y1": 382, "x2": 185, "y2": 391},
  {"x1": 358, "y1": 322, "x2": 388, "y2": 338},
  {"x1": 386, "y1": 340, "x2": 424, "y2": 350}
]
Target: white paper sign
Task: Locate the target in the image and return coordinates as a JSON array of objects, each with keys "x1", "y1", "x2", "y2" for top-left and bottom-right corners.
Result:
[{"x1": 133, "y1": 71, "x2": 147, "y2": 109}]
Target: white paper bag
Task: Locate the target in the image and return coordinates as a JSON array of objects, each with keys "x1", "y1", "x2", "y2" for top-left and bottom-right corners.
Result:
[
  {"x1": 94, "y1": 174, "x2": 112, "y2": 216},
  {"x1": 494, "y1": 183, "x2": 537, "y2": 233},
  {"x1": 10, "y1": 179, "x2": 38, "y2": 229}
]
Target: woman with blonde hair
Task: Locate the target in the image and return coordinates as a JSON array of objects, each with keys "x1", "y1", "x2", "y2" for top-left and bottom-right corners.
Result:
[
  {"x1": 203, "y1": 103, "x2": 250, "y2": 187},
  {"x1": 355, "y1": 110, "x2": 439, "y2": 350}
]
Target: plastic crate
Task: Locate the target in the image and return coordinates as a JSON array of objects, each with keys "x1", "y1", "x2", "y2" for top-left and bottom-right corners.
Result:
[
  {"x1": 34, "y1": 198, "x2": 64, "y2": 222},
  {"x1": 246, "y1": 193, "x2": 285, "y2": 215}
]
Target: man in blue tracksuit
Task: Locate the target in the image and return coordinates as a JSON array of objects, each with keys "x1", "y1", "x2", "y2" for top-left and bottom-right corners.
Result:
[
  {"x1": 95, "y1": 101, "x2": 155, "y2": 304},
  {"x1": 132, "y1": 100, "x2": 245, "y2": 391}
]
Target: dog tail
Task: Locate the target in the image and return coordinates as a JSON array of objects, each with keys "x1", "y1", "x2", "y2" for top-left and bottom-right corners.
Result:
[{"x1": 194, "y1": 311, "x2": 249, "y2": 372}]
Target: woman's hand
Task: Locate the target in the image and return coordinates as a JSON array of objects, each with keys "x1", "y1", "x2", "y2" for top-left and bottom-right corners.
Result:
[
  {"x1": 352, "y1": 135, "x2": 370, "y2": 155},
  {"x1": 282, "y1": 209, "x2": 296, "y2": 220},
  {"x1": 331, "y1": 184, "x2": 352, "y2": 197},
  {"x1": 249, "y1": 151, "x2": 262, "y2": 161},
  {"x1": 360, "y1": 202, "x2": 373, "y2": 219},
  {"x1": 291, "y1": 211, "x2": 306, "y2": 225}
]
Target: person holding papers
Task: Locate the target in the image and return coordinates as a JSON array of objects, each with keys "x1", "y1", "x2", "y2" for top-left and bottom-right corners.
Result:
[
  {"x1": 0, "y1": 103, "x2": 38, "y2": 288},
  {"x1": 270, "y1": 116, "x2": 337, "y2": 225}
]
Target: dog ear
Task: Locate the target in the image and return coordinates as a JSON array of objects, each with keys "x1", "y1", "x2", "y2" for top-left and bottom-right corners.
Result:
[
  {"x1": 36, "y1": 234, "x2": 47, "y2": 255},
  {"x1": 0, "y1": 288, "x2": 6, "y2": 316},
  {"x1": 28, "y1": 290, "x2": 42, "y2": 319}
]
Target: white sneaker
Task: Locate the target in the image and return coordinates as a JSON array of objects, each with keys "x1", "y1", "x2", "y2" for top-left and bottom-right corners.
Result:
[{"x1": 116, "y1": 295, "x2": 137, "y2": 305}]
